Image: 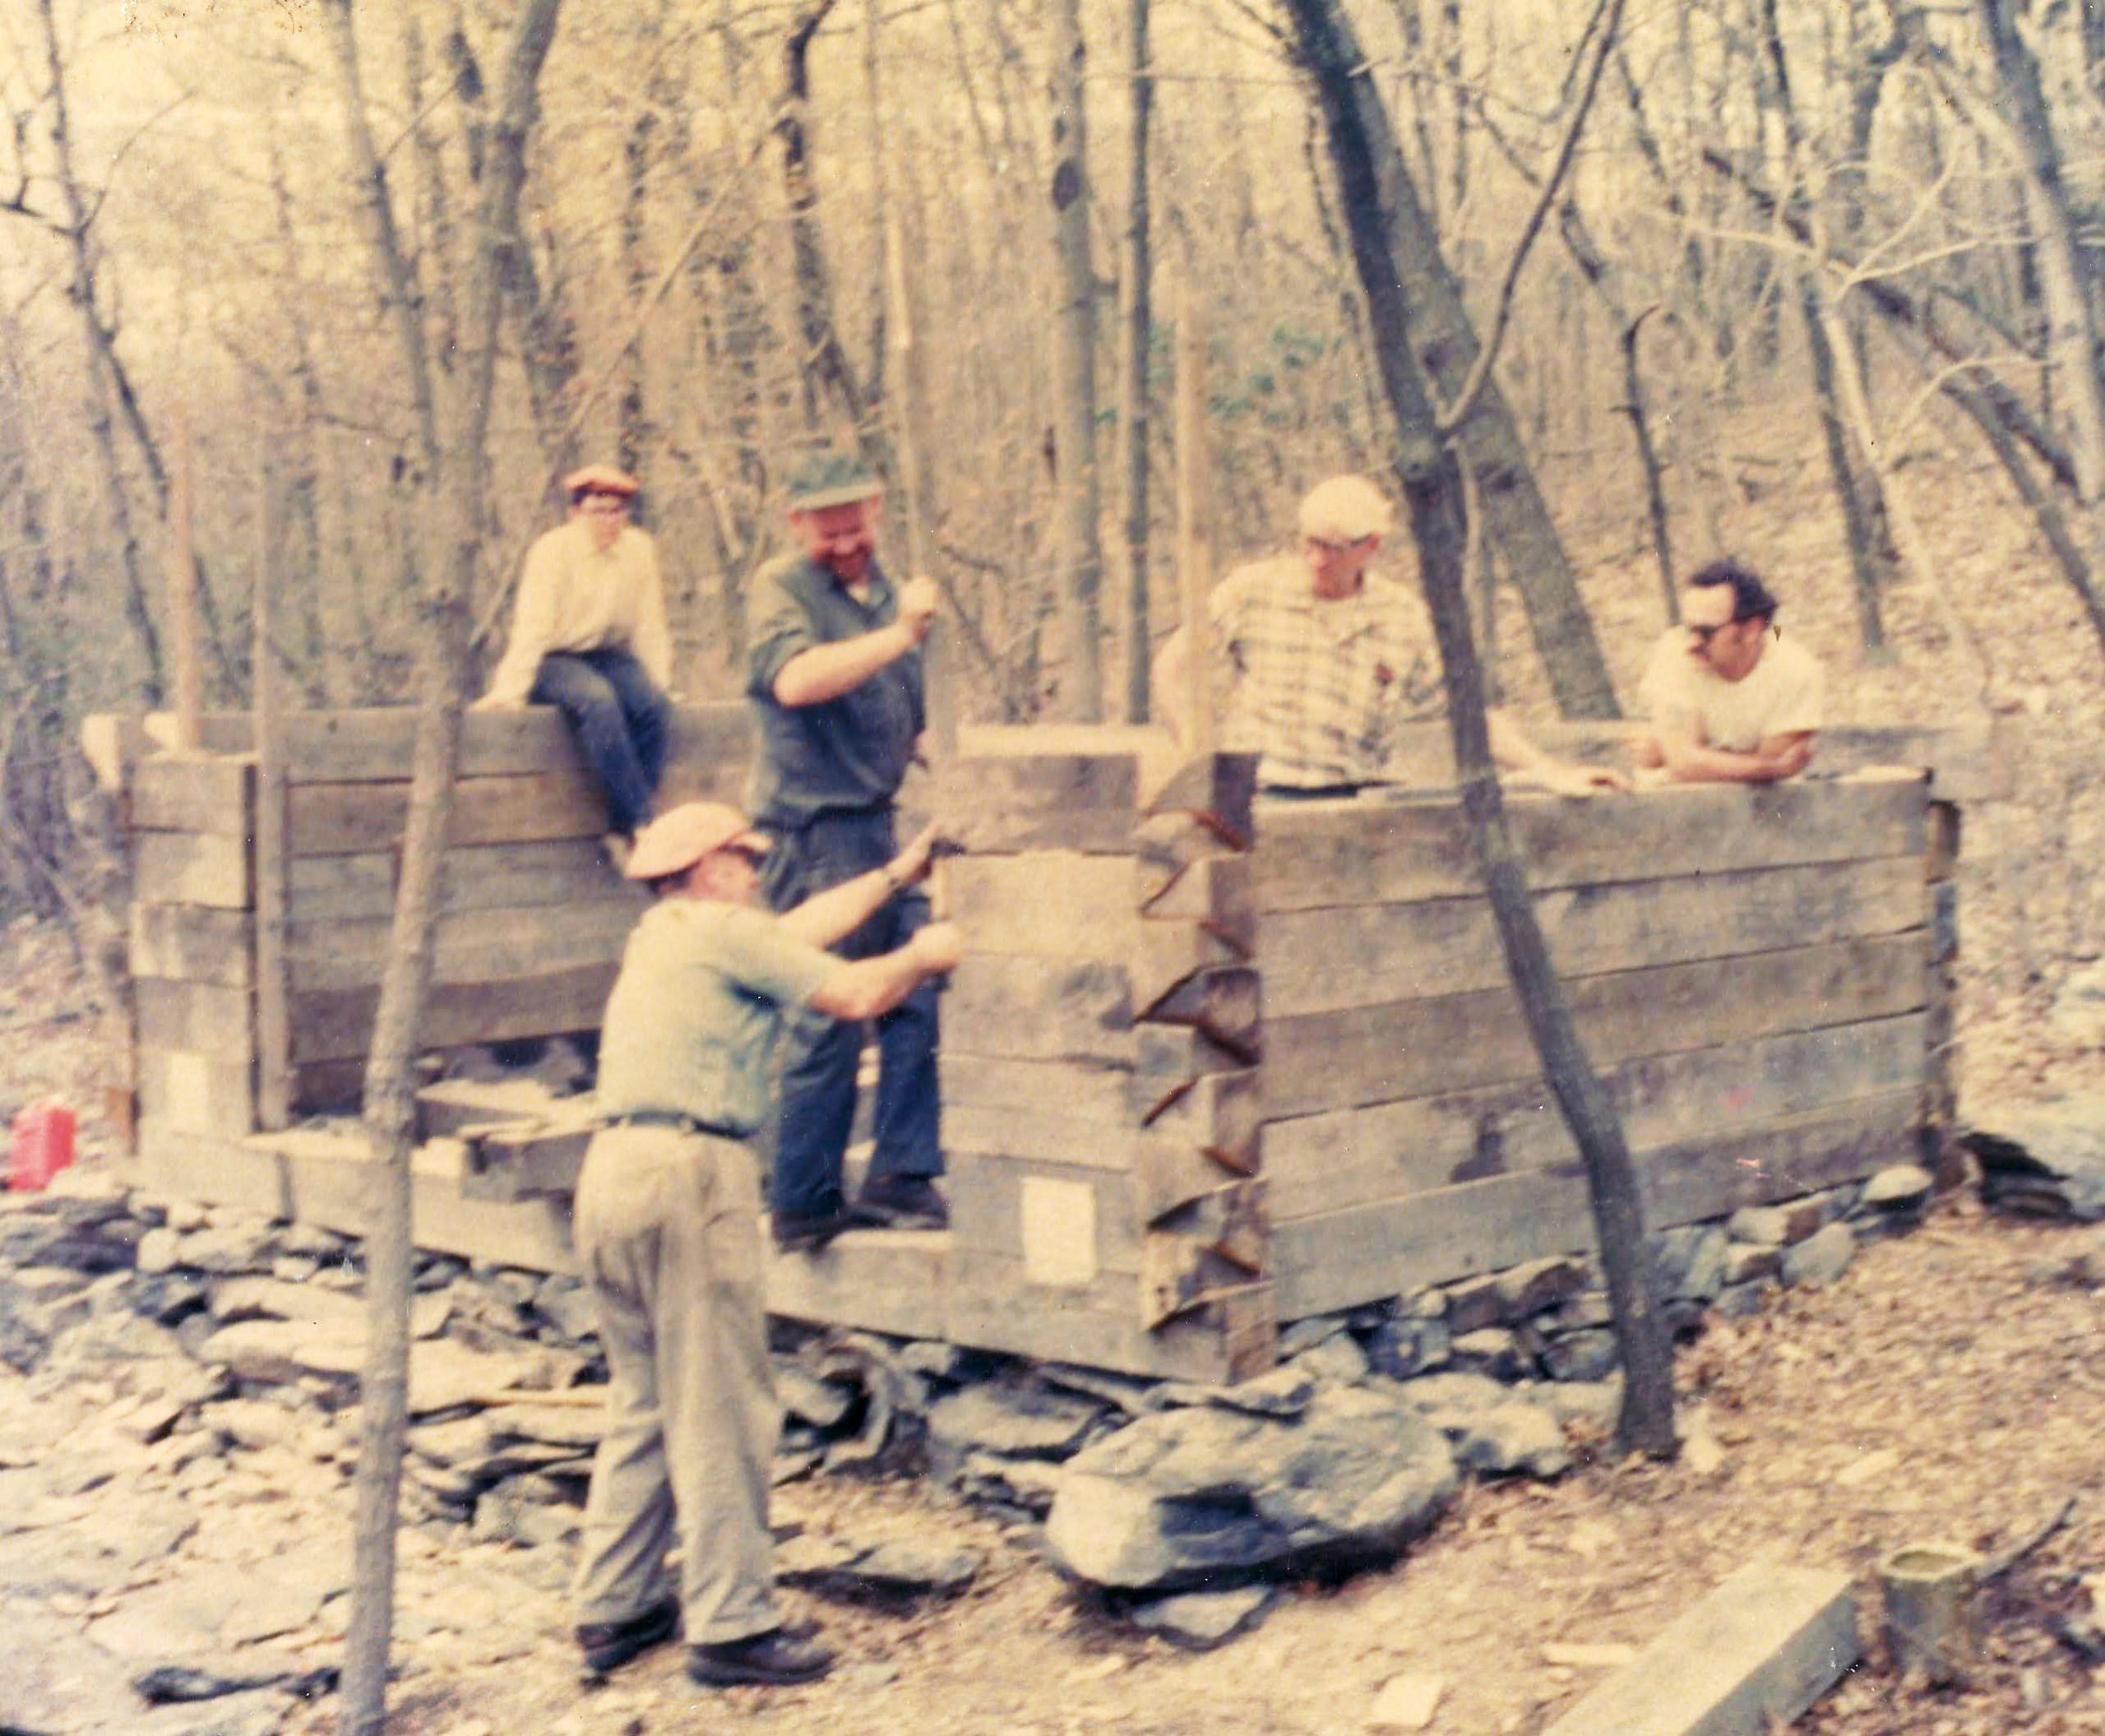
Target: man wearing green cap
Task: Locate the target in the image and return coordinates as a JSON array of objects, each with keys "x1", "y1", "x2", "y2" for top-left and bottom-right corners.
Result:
[{"x1": 745, "y1": 451, "x2": 946, "y2": 1250}]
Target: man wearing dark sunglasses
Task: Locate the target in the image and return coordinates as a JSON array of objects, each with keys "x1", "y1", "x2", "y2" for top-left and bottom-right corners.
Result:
[
  {"x1": 1632, "y1": 558, "x2": 1823, "y2": 783},
  {"x1": 571, "y1": 802, "x2": 958, "y2": 1689}
]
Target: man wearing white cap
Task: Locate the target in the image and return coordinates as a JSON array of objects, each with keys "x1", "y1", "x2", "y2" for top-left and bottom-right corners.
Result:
[
  {"x1": 479, "y1": 464, "x2": 676, "y2": 843},
  {"x1": 570, "y1": 801, "x2": 958, "y2": 1689},
  {"x1": 1154, "y1": 475, "x2": 1626, "y2": 798}
]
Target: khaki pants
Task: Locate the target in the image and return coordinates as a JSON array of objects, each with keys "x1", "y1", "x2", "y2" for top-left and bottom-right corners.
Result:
[{"x1": 571, "y1": 1125, "x2": 780, "y2": 1644}]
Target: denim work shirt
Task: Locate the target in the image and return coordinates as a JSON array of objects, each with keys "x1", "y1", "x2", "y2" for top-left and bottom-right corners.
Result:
[{"x1": 744, "y1": 553, "x2": 924, "y2": 830}]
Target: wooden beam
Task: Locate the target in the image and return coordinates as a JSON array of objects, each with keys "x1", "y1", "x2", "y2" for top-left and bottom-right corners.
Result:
[
  {"x1": 942, "y1": 955, "x2": 1136, "y2": 1065},
  {"x1": 1261, "y1": 854, "x2": 1927, "y2": 1019},
  {"x1": 288, "y1": 771, "x2": 613, "y2": 857},
  {"x1": 253, "y1": 458, "x2": 290, "y2": 1133},
  {"x1": 130, "y1": 756, "x2": 254, "y2": 836},
  {"x1": 289, "y1": 963, "x2": 618, "y2": 1064},
  {"x1": 281, "y1": 702, "x2": 753, "y2": 785},
  {"x1": 136, "y1": 979, "x2": 254, "y2": 1063},
  {"x1": 129, "y1": 905, "x2": 255, "y2": 988},
  {"x1": 286, "y1": 839, "x2": 639, "y2": 924},
  {"x1": 942, "y1": 852, "x2": 1140, "y2": 961},
  {"x1": 1266, "y1": 930, "x2": 1928, "y2": 1120},
  {"x1": 133, "y1": 831, "x2": 252, "y2": 910},
  {"x1": 1254, "y1": 773, "x2": 1927, "y2": 912},
  {"x1": 286, "y1": 900, "x2": 640, "y2": 994}
]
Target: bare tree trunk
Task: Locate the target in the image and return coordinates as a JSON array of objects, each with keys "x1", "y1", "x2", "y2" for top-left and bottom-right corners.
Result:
[
  {"x1": 1048, "y1": 0, "x2": 1105, "y2": 720},
  {"x1": 1118, "y1": 0, "x2": 1153, "y2": 723},
  {"x1": 1284, "y1": 0, "x2": 1675, "y2": 1460},
  {"x1": 323, "y1": 2, "x2": 564, "y2": 1730}
]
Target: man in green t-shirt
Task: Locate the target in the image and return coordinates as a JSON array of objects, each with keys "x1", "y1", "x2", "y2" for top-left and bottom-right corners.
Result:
[{"x1": 571, "y1": 801, "x2": 959, "y2": 1689}]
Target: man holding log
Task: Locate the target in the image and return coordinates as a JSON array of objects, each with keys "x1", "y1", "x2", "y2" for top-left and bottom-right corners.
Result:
[
  {"x1": 478, "y1": 464, "x2": 675, "y2": 851},
  {"x1": 745, "y1": 451, "x2": 948, "y2": 1251},
  {"x1": 1153, "y1": 475, "x2": 1629, "y2": 799},
  {"x1": 571, "y1": 800, "x2": 957, "y2": 1688}
]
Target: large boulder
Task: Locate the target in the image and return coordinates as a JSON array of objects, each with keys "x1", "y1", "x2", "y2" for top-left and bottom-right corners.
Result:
[
  {"x1": 1043, "y1": 1384, "x2": 1457, "y2": 1590},
  {"x1": 1965, "y1": 1099, "x2": 2105, "y2": 1221}
]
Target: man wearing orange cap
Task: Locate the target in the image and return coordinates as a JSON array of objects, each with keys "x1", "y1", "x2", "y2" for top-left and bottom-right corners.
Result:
[
  {"x1": 571, "y1": 800, "x2": 959, "y2": 1689},
  {"x1": 479, "y1": 465, "x2": 675, "y2": 843}
]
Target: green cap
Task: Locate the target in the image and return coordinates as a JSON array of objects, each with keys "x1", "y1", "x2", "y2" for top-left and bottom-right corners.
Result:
[{"x1": 785, "y1": 449, "x2": 884, "y2": 511}]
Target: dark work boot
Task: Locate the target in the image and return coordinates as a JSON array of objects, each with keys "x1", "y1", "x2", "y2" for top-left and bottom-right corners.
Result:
[
  {"x1": 687, "y1": 1627, "x2": 836, "y2": 1687},
  {"x1": 852, "y1": 1176, "x2": 949, "y2": 1230},
  {"x1": 576, "y1": 1597, "x2": 678, "y2": 1676},
  {"x1": 771, "y1": 1209, "x2": 855, "y2": 1253}
]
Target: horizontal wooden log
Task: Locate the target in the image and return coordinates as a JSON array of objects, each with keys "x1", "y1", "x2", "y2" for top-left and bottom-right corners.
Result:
[
  {"x1": 133, "y1": 831, "x2": 252, "y2": 910},
  {"x1": 948, "y1": 1154, "x2": 1138, "y2": 1276},
  {"x1": 1154, "y1": 1178, "x2": 1268, "y2": 1265},
  {"x1": 942, "y1": 853, "x2": 1138, "y2": 961},
  {"x1": 1255, "y1": 773, "x2": 1927, "y2": 912},
  {"x1": 1131, "y1": 920, "x2": 1244, "y2": 1014},
  {"x1": 1134, "y1": 1133, "x2": 1256, "y2": 1222},
  {"x1": 1271, "y1": 1089, "x2": 1919, "y2": 1318},
  {"x1": 767, "y1": 1226, "x2": 949, "y2": 1341},
  {"x1": 932, "y1": 731, "x2": 1141, "y2": 854},
  {"x1": 1267, "y1": 931, "x2": 1928, "y2": 1120},
  {"x1": 131, "y1": 755, "x2": 253, "y2": 836},
  {"x1": 1265, "y1": 1012, "x2": 1928, "y2": 1223},
  {"x1": 1131, "y1": 1025, "x2": 1246, "y2": 1124},
  {"x1": 1140, "y1": 853, "x2": 1255, "y2": 955},
  {"x1": 943, "y1": 956, "x2": 1135, "y2": 1064},
  {"x1": 944, "y1": 1253, "x2": 1251, "y2": 1383},
  {"x1": 282, "y1": 702, "x2": 752, "y2": 785},
  {"x1": 136, "y1": 979, "x2": 253, "y2": 1063},
  {"x1": 289, "y1": 963, "x2": 618, "y2": 1064},
  {"x1": 288, "y1": 901, "x2": 641, "y2": 995},
  {"x1": 416, "y1": 1077, "x2": 579, "y2": 1141},
  {"x1": 460, "y1": 1119, "x2": 596, "y2": 1202},
  {"x1": 288, "y1": 839, "x2": 641, "y2": 924},
  {"x1": 942, "y1": 1104, "x2": 1136, "y2": 1170},
  {"x1": 1261, "y1": 854, "x2": 1926, "y2": 1019},
  {"x1": 1142, "y1": 965, "x2": 1261, "y2": 1061},
  {"x1": 289, "y1": 773, "x2": 612, "y2": 858},
  {"x1": 1139, "y1": 750, "x2": 1257, "y2": 844},
  {"x1": 1133, "y1": 812, "x2": 1232, "y2": 906},
  {"x1": 938, "y1": 1053, "x2": 1132, "y2": 1126},
  {"x1": 137, "y1": 1049, "x2": 253, "y2": 1140},
  {"x1": 1140, "y1": 1234, "x2": 1260, "y2": 1327},
  {"x1": 1143, "y1": 1067, "x2": 1261, "y2": 1170},
  {"x1": 130, "y1": 905, "x2": 255, "y2": 988}
]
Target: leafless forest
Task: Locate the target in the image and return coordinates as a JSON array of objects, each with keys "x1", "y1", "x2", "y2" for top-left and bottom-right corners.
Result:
[{"x1": 5, "y1": 0, "x2": 2105, "y2": 1058}]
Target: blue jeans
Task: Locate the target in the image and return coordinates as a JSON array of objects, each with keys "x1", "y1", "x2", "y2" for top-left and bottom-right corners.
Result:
[
  {"x1": 761, "y1": 808, "x2": 941, "y2": 1219},
  {"x1": 530, "y1": 648, "x2": 672, "y2": 837}
]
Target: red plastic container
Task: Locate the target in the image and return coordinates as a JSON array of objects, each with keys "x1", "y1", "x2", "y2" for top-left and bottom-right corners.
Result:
[{"x1": 9, "y1": 1100, "x2": 76, "y2": 1192}]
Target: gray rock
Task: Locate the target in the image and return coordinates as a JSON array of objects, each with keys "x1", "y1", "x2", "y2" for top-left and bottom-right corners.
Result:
[
  {"x1": 1209, "y1": 1363, "x2": 1316, "y2": 1418},
  {"x1": 1539, "y1": 1329, "x2": 1617, "y2": 1382},
  {"x1": 1441, "y1": 1275, "x2": 1506, "y2": 1335},
  {"x1": 1041, "y1": 1363, "x2": 1160, "y2": 1414},
  {"x1": 1275, "y1": 1314, "x2": 1349, "y2": 1359},
  {"x1": 135, "y1": 1685, "x2": 289, "y2": 1736},
  {"x1": 1399, "y1": 1287, "x2": 1447, "y2": 1321},
  {"x1": 1393, "y1": 1370, "x2": 1507, "y2": 1419},
  {"x1": 1649, "y1": 1225, "x2": 1728, "y2": 1302},
  {"x1": 956, "y1": 1451, "x2": 1064, "y2": 1514},
  {"x1": 274, "y1": 1222, "x2": 347, "y2": 1262},
  {"x1": 532, "y1": 1274, "x2": 599, "y2": 1342},
  {"x1": 412, "y1": 1252, "x2": 464, "y2": 1292},
  {"x1": 164, "y1": 1199, "x2": 211, "y2": 1234},
  {"x1": 1539, "y1": 1377, "x2": 1622, "y2": 1435},
  {"x1": 205, "y1": 1399, "x2": 302, "y2": 1453},
  {"x1": 198, "y1": 1319, "x2": 363, "y2": 1386},
  {"x1": 209, "y1": 1275, "x2": 364, "y2": 1334},
  {"x1": 1494, "y1": 1257, "x2": 1586, "y2": 1319},
  {"x1": 483, "y1": 1401, "x2": 606, "y2": 1451},
  {"x1": 1289, "y1": 1331, "x2": 1369, "y2": 1386},
  {"x1": 1544, "y1": 1289, "x2": 1612, "y2": 1333},
  {"x1": 1449, "y1": 1401, "x2": 1573, "y2": 1479},
  {"x1": 899, "y1": 1340, "x2": 970, "y2": 1382},
  {"x1": 1714, "y1": 1278, "x2": 1777, "y2": 1319},
  {"x1": 1449, "y1": 1327, "x2": 1531, "y2": 1382},
  {"x1": 777, "y1": 1363, "x2": 856, "y2": 1429},
  {"x1": 136, "y1": 1227, "x2": 184, "y2": 1275},
  {"x1": 1726, "y1": 1199, "x2": 1824, "y2": 1247},
  {"x1": 926, "y1": 1383, "x2": 1102, "y2": 1471},
  {"x1": 1365, "y1": 1316, "x2": 1450, "y2": 1381},
  {"x1": 1046, "y1": 1385, "x2": 1458, "y2": 1590},
  {"x1": 132, "y1": 1271, "x2": 212, "y2": 1326},
  {"x1": 1721, "y1": 1243, "x2": 1781, "y2": 1285},
  {"x1": 483, "y1": 1266, "x2": 543, "y2": 1309},
  {"x1": 1782, "y1": 1221, "x2": 1857, "y2": 1288},
  {"x1": 775, "y1": 1531, "x2": 980, "y2": 1596},
  {"x1": 1961, "y1": 1100, "x2": 2105, "y2": 1219},
  {"x1": 132, "y1": 1655, "x2": 299, "y2": 1704},
  {"x1": 1131, "y1": 1584, "x2": 1276, "y2": 1650},
  {"x1": 1861, "y1": 1164, "x2": 1934, "y2": 1209},
  {"x1": 177, "y1": 1224, "x2": 275, "y2": 1276}
]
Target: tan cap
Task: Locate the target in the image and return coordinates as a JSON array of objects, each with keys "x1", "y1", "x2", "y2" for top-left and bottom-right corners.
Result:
[
  {"x1": 625, "y1": 802, "x2": 770, "y2": 882},
  {"x1": 564, "y1": 463, "x2": 641, "y2": 500},
  {"x1": 1297, "y1": 475, "x2": 1393, "y2": 543}
]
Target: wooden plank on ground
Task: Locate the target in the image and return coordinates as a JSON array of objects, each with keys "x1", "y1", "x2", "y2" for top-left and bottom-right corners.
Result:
[
  {"x1": 942, "y1": 852, "x2": 1140, "y2": 960},
  {"x1": 136, "y1": 978, "x2": 254, "y2": 1062},
  {"x1": 281, "y1": 702, "x2": 752, "y2": 784},
  {"x1": 287, "y1": 901, "x2": 640, "y2": 994},
  {"x1": 943, "y1": 956, "x2": 1135, "y2": 1065},
  {"x1": 1264, "y1": 1013, "x2": 1927, "y2": 1223},
  {"x1": 1261, "y1": 854, "x2": 1926, "y2": 1019},
  {"x1": 129, "y1": 905, "x2": 255, "y2": 988},
  {"x1": 1256, "y1": 774, "x2": 1925, "y2": 911},
  {"x1": 1270, "y1": 1088, "x2": 1919, "y2": 1317},
  {"x1": 133, "y1": 831, "x2": 252, "y2": 910},
  {"x1": 130, "y1": 755, "x2": 254, "y2": 836},
  {"x1": 289, "y1": 963, "x2": 618, "y2": 1064},
  {"x1": 1267, "y1": 932, "x2": 1928, "y2": 1120},
  {"x1": 289, "y1": 773, "x2": 611, "y2": 857},
  {"x1": 287, "y1": 840, "x2": 638, "y2": 924},
  {"x1": 1543, "y1": 1562, "x2": 1859, "y2": 1736}
]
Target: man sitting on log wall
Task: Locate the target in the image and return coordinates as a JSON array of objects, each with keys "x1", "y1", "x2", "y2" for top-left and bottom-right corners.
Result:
[
  {"x1": 571, "y1": 800, "x2": 958, "y2": 1688},
  {"x1": 1153, "y1": 475, "x2": 1629, "y2": 799},
  {"x1": 745, "y1": 451, "x2": 950, "y2": 1251},
  {"x1": 1631, "y1": 558, "x2": 1825, "y2": 785},
  {"x1": 478, "y1": 464, "x2": 677, "y2": 854}
]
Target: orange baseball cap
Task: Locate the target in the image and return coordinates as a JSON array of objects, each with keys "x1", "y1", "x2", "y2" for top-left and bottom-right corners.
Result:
[
  {"x1": 564, "y1": 463, "x2": 641, "y2": 499},
  {"x1": 625, "y1": 803, "x2": 770, "y2": 882}
]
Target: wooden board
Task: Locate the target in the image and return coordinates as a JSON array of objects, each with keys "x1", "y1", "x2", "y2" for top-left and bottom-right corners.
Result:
[
  {"x1": 1264, "y1": 1012, "x2": 1927, "y2": 1223},
  {"x1": 130, "y1": 755, "x2": 253, "y2": 836},
  {"x1": 1255, "y1": 774, "x2": 1926, "y2": 911},
  {"x1": 944, "y1": 1104, "x2": 1137, "y2": 1170},
  {"x1": 766, "y1": 1226, "x2": 950, "y2": 1341},
  {"x1": 136, "y1": 1049, "x2": 253, "y2": 1140},
  {"x1": 287, "y1": 900, "x2": 641, "y2": 995},
  {"x1": 1270, "y1": 1088, "x2": 1919, "y2": 1318},
  {"x1": 947, "y1": 1153, "x2": 1141, "y2": 1274},
  {"x1": 289, "y1": 963, "x2": 618, "y2": 1064},
  {"x1": 281, "y1": 702, "x2": 753, "y2": 785},
  {"x1": 931, "y1": 738, "x2": 1140, "y2": 854},
  {"x1": 942, "y1": 852, "x2": 1140, "y2": 961},
  {"x1": 289, "y1": 773, "x2": 613, "y2": 857},
  {"x1": 129, "y1": 905, "x2": 255, "y2": 988},
  {"x1": 944, "y1": 1253, "x2": 1245, "y2": 1383},
  {"x1": 133, "y1": 831, "x2": 252, "y2": 910},
  {"x1": 287, "y1": 839, "x2": 640, "y2": 924},
  {"x1": 1261, "y1": 854, "x2": 1926, "y2": 1019},
  {"x1": 1265, "y1": 931, "x2": 1928, "y2": 1120},
  {"x1": 942, "y1": 956, "x2": 1136, "y2": 1065},
  {"x1": 938, "y1": 1053, "x2": 1134, "y2": 1126},
  {"x1": 136, "y1": 978, "x2": 254, "y2": 1063}
]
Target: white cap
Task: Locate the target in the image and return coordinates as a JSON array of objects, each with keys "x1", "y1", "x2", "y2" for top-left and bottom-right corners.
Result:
[{"x1": 1296, "y1": 475, "x2": 1394, "y2": 543}]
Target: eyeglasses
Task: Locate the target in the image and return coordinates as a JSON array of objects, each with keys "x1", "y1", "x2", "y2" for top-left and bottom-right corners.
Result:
[
  {"x1": 1302, "y1": 534, "x2": 1374, "y2": 556},
  {"x1": 1686, "y1": 619, "x2": 1746, "y2": 646}
]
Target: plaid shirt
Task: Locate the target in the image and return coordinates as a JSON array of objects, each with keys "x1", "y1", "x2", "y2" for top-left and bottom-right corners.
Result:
[{"x1": 1207, "y1": 556, "x2": 1444, "y2": 789}]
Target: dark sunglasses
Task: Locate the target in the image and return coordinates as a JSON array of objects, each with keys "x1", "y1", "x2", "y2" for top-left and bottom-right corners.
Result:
[{"x1": 1687, "y1": 619, "x2": 1748, "y2": 646}]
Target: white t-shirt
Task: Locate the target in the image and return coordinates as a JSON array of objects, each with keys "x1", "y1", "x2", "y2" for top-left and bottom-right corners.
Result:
[{"x1": 1638, "y1": 627, "x2": 1824, "y2": 752}]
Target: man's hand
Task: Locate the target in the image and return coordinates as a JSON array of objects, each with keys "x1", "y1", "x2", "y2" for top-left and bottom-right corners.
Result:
[
  {"x1": 909, "y1": 921, "x2": 964, "y2": 974},
  {"x1": 1761, "y1": 735, "x2": 1816, "y2": 780},
  {"x1": 899, "y1": 576, "x2": 940, "y2": 644},
  {"x1": 1535, "y1": 760, "x2": 1633, "y2": 797},
  {"x1": 469, "y1": 694, "x2": 516, "y2": 712},
  {"x1": 889, "y1": 822, "x2": 943, "y2": 887}
]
